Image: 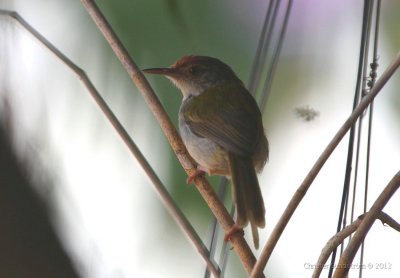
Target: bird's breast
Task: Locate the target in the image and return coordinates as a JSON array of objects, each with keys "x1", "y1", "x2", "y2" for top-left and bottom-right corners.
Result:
[{"x1": 178, "y1": 107, "x2": 229, "y2": 176}]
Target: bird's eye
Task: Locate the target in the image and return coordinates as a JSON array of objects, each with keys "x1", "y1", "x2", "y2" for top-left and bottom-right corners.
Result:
[{"x1": 188, "y1": 66, "x2": 196, "y2": 74}]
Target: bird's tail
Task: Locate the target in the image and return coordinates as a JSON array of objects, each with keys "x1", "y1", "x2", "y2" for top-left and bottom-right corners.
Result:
[{"x1": 229, "y1": 153, "x2": 265, "y2": 249}]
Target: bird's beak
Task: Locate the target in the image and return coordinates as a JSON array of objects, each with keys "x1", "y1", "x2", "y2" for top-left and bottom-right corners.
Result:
[{"x1": 142, "y1": 67, "x2": 179, "y2": 78}]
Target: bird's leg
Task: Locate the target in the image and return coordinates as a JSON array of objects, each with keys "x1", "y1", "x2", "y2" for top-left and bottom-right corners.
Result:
[
  {"x1": 186, "y1": 166, "x2": 207, "y2": 184},
  {"x1": 224, "y1": 223, "x2": 244, "y2": 242}
]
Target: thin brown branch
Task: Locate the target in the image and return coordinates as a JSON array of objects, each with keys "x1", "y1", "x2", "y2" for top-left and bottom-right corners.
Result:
[
  {"x1": 0, "y1": 9, "x2": 221, "y2": 277},
  {"x1": 312, "y1": 211, "x2": 400, "y2": 278},
  {"x1": 78, "y1": 0, "x2": 260, "y2": 275},
  {"x1": 250, "y1": 51, "x2": 400, "y2": 278},
  {"x1": 377, "y1": 211, "x2": 400, "y2": 232},
  {"x1": 333, "y1": 171, "x2": 400, "y2": 278}
]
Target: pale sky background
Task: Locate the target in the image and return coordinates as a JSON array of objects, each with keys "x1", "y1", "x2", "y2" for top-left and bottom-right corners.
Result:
[{"x1": 1, "y1": 0, "x2": 400, "y2": 277}]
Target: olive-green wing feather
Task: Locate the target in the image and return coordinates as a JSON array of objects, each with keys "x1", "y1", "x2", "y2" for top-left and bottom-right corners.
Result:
[{"x1": 182, "y1": 84, "x2": 263, "y2": 156}]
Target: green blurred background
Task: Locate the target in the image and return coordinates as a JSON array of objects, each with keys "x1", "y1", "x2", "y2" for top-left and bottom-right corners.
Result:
[{"x1": 1, "y1": 0, "x2": 400, "y2": 277}]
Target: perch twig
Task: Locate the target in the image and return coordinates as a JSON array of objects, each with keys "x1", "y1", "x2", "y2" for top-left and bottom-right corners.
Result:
[{"x1": 79, "y1": 0, "x2": 259, "y2": 275}]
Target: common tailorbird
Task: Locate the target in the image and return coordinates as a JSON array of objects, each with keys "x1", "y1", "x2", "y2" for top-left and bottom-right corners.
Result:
[{"x1": 143, "y1": 55, "x2": 269, "y2": 249}]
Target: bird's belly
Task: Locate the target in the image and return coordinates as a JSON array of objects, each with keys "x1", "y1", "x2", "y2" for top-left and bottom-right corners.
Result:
[{"x1": 179, "y1": 120, "x2": 229, "y2": 176}]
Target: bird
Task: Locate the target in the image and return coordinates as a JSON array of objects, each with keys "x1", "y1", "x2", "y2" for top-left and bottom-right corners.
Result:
[{"x1": 143, "y1": 55, "x2": 269, "y2": 249}]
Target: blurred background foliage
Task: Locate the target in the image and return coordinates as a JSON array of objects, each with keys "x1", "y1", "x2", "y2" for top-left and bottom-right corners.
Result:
[{"x1": 1, "y1": 0, "x2": 400, "y2": 277}]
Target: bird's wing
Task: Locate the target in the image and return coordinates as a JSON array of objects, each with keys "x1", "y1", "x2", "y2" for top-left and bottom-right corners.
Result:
[{"x1": 181, "y1": 84, "x2": 263, "y2": 156}]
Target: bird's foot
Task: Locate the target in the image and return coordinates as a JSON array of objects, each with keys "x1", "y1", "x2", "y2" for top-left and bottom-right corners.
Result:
[
  {"x1": 224, "y1": 223, "x2": 244, "y2": 242},
  {"x1": 186, "y1": 167, "x2": 206, "y2": 184}
]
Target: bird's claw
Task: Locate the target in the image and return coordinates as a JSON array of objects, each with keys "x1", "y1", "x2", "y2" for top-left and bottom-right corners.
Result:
[
  {"x1": 224, "y1": 224, "x2": 244, "y2": 242},
  {"x1": 186, "y1": 168, "x2": 206, "y2": 184}
]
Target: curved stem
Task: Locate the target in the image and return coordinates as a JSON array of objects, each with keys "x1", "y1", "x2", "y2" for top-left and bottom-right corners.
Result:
[
  {"x1": 313, "y1": 211, "x2": 400, "y2": 278},
  {"x1": 333, "y1": 172, "x2": 400, "y2": 277},
  {"x1": 312, "y1": 217, "x2": 362, "y2": 278},
  {"x1": 0, "y1": 9, "x2": 222, "y2": 277},
  {"x1": 250, "y1": 51, "x2": 400, "y2": 278}
]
